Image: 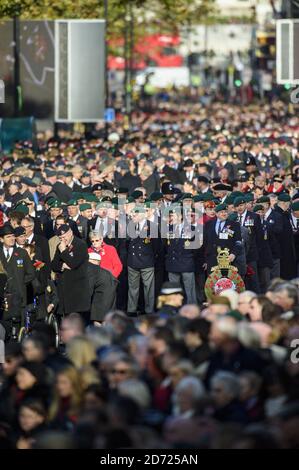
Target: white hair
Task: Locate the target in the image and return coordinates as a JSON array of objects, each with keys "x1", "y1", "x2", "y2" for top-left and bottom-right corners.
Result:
[
  {"x1": 237, "y1": 322, "x2": 261, "y2": 349},
  {"x1": 118, "y1": 379, "x2": 151, "y2": 409},
  {"x1": 238, "y1": 290, "x2": 257, "y2": 302},
  {"x1": 215, "y1": 316, "x2": 238, "y2": 339},
  {"x1": 174, "y1": 376, "x2": 205, "y2": 401},
  {"x1": 211, "y1": 371, "x2": 240, "y2": 399},
  {"x1": 219, "y1": 289, "x2": 239, "y2": 310}
]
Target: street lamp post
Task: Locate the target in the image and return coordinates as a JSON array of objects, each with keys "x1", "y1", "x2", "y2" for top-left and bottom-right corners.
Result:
[{"x1": 13, "y1": 15, "x2": 21, "y2": 117}]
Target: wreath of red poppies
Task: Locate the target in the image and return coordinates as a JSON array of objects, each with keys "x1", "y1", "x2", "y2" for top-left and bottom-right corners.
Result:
[{"x1": 205, "y1": 267, "x2": 245, "y2": 300}]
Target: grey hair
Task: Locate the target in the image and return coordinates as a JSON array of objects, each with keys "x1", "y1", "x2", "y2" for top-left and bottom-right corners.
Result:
[
  {"x1": 237, "y1": 323, "x2": 261, "y2": 349},
  {"x1": 86, "y1": 326, "x2": 112, "y2": 349},
  {"x1": 118, "y1": 379, "x2": 151, "y2": 409},
  {"x1": 174, "y1": 375, "x2": 205, "y2": 401},
  {"x1": 211, "y1": 371, "x2": 240, "y2": 399}
]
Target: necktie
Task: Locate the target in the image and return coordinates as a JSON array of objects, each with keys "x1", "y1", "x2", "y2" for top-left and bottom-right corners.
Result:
[
  {"x1": 217, "y1": 221, "x2": 222, "y2": 235},
  {"x1": 5, "y1": 249, "x2": 10, "y2": 261},
  {"x1": 99, "y1": 219, "x2": 104, "y2": 236}
]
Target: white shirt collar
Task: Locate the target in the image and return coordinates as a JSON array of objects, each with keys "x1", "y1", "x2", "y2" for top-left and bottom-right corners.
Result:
[
  {"x1": 264, "y1": 208, "x2": 272, "y2": 220},
  {"x1": 27, "y1": 233, "x2": 34, "y2": 244}
]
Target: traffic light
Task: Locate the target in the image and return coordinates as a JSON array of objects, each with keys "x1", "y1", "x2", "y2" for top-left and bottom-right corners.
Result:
[
  {"x1": 234, "y1": 70, "x2": 242, "y2": 87},
  {"x1": 255, "y1": 30, "x2": 276, "y2": 70}
]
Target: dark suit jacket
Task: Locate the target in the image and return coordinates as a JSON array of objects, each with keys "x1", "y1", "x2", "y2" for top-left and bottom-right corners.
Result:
[
  {"x1": 43, "y1": 217, "x2": 81, "y2": 240},
  {"x1": 51, "y1": 182, "x2": 73, "y2": 203},
  {"x1": 0, "y1": 246, "x2": 35, "y2": 319},
  {"x1": 265, "y1": 209, "x2": 283, "y2": 259},
  {"x1": 88, "y1": 263, "x2": 117, "y2": 321},
  {"x1": 51, "y1": 236, "x2": 90, "y2": 315},
  {"x1": 203, "y1": 218, "x2": 242, "y2": 272}
]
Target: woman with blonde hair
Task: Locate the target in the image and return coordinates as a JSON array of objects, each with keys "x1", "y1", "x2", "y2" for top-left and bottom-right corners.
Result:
[
  {"x1": 66, "y1": 336, "x2": 97, "y2": 369},
  {"x1": 49, "y1": 366, "x2": 84, "y2": 429}
]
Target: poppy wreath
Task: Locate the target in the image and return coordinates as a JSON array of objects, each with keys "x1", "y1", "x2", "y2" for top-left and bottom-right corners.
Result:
[{"x1": 204, "y1": 267, "x2": 245, "y2": 300}]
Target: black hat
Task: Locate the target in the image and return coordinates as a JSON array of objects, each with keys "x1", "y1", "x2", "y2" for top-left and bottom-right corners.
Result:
[
  {"x1": 161, "y1": 182, "x2": 181, "y2": 195},
  {"x1": 245, "y1": 155, "x2": 257, "y2": 166},
  {"x1": 183, "y1": 158, "x2": 194, "y2": 167},
  {"x1": 92, "y1": 184, "x2": 103, "y2": 192},
  {"x1": 115, "y1": 187, "x2": 129, "y2": 195},
  {"x1": 0, "y1": 224, "x2": 15, "y2": 237},
  {"x1": 213, "y1": 183, "x2": 232, "y2": 192},
  {"x1": 14, "y1": 226, "x2": 26, "y2": 237},
  {"x1": 160, "y1": 282, "x2": 183, "y2": 295},
  {"x1": 55, "y1": 224, "x2": 71, "y2": 236},
  {"x1": 197, "y1": 176, "x2": 210, "y2": 184}
]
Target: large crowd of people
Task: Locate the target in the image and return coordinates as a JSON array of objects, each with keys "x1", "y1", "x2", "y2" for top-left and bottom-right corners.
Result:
[{"x1": 0, "y1": 99, "x2": 299, "y2": 449}]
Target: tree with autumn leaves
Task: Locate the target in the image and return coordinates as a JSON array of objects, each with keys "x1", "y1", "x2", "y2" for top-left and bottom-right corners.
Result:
[{"x1": 0, "y1": 0, "x2": 216, "y2": 37}]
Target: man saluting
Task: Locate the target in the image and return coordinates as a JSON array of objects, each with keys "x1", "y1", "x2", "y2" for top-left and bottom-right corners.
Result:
[{"x1": 51, "y1": 224, "x2": 90, "y2": 319}]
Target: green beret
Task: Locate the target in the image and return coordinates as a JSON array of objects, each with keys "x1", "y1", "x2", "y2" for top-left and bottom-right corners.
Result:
[
  {"x1": 145, "y1": 200, "x2": 154, "y2": 209},
  {"x1": 180, "y1": 193, "x2": 193, "y2": 201},
  {"x1": 278, "y1": 193, "x2": 291, "y2": 202},
  {"x1": 291, "y1": 201, "x2": 299, "y2": 212},
  {"x1": 201, "y1": 193, "x2": 214, "y2": 202},
  {"x1": 72, "y1": 192, "x2": 85, "y2": 201},
  {"x1": 83, "y1": 193, "x2": 98, "y2": 203},
  {"x1": 49, "y1": 199, "x2": 62, "y2": 209},
  {"x1": 150, "y1": 191, "x2": 163, "y2": 202},
  {"x1": 14, "y1": 204, "x2": 29, "y2": 215},
  {"x1": 226, "y1": 195, "x2": 236, "y2": 205},
  {"x1": 126, "y1": 196, "x2": 135, "y2": 204},
  {"x1": 67, "y1": 199, "x2": 78, "y2": 207},
  {"x1": 215, "y1": 203, "x2": 228, "y2": 213},
  {"x1": 79, "y1": 203, "x2": 92, "y2": 212},
  {"x1": 131, "y1": 190, "x2": 144, "y2": 200},
  {"x1": 193, "y1": 195, "x2": 204, "y2": 203},
  {"x1": 244, "y1": 193, "x2": 254, "y2": 202},
  {"x1": 257, "y1": 196, "x2": 270, "y2": 204},
  {"x1": 234, "y1": 196, "x2": 247, "y2": 207},
  {"x1": 253, "y1": 204, "x2": 264, "y2": 212},
  {"x1": 226, "y1": 310, "x2": 244, "y2": 322},
  {"x1": 230, "y1": 191, "x2": 244, "y2": 199}
]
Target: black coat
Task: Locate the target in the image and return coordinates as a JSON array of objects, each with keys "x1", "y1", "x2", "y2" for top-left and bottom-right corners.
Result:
[
  {"x1": 51, "y1": 236, "x2": 90, "y2": 315},
  {"x1": 205, "y1": 343, "x2": 266, "y2": 388},
  {"x1": 240, "y1": 210, "x2": 263, "y2": 263},
  {"x1": 257, "y1": 218, "x2": 273, "y2": 269},
  {"x1": 127, "y1": 221, "x2": 161, "y2": 270},
  {"x1": 0, "y1": 247, "x2": 35, "y2": 320},
  {"x1": 203, "y1": 219, "x2": 242, "y2": 273},
  {"x1": 274, "y1": 206, "x2": 296, "y2": 280},
  {"x1": 265, "y1": 209, "x2": 283, "y2": 259},
  {"x1": 116, "y1": 172, "x2": 141, "y2": 194},
  {"x1": 161, "y1": 165, "x2": 182, "y2": 185},
  {"x1": 32, "y1": 233, "x2": 51, "y2": 276},
  {"x1": 142, "y1": 173, "x2": 160, "y2": 196},
  {"x1": 74, "y1": 215, "x2": 89, "y2": 241},
  {"x1": 43, "y1": 217, "x2": 80, "y2": 240},
  {"x1": 164, "y1": 225, "x2": 198, "y2": 273},
  {"x1": 88, "y1": 263, "x2": 118, "y2": 321},
  {"x1": 51, "y1": 181, "x2": 73, "y2": 203}
]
